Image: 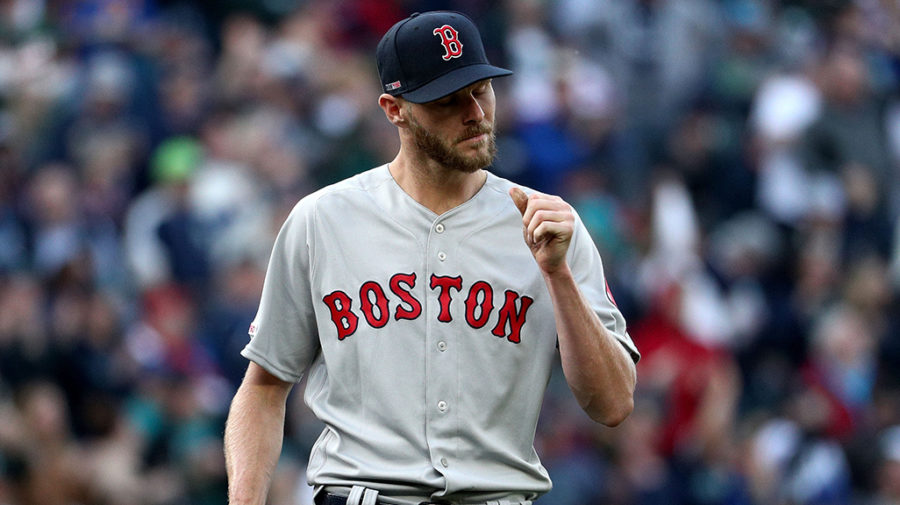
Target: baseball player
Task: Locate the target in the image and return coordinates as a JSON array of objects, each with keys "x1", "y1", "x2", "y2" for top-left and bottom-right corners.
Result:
[{"x1": 224, "y1": 10, "x2": 639, "y2": 505}]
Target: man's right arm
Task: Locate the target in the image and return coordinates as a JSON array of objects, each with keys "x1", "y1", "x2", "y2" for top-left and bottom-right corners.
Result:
[{"x1": 225, "y1": 361, "x2": 294, "y2": 505}]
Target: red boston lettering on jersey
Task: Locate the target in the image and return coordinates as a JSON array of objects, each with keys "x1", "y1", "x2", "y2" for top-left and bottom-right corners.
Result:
[
  {"x1": 390, "y1": 273, "x2": 422, "y2": 320},
  {"x1": 491, "y1": 290, "x2": 534, "y2": 344},
  {"x1": 464, "y1": 280, "x2": 494, "y2": 329},
  {"x1": 322, "y1": 291, "x2": 359, "y2": 340},
  {"x1": 359, "y1": 281, "x2": 390, "y2": 328},
  {"x1": 323, "y1": 274, "x2": 532, "y2": 343},
  {"x1": 432, "y1": 24, "x2": 463, "y2": 61},
  {"x1": 430, "y1": 274, "x2": 463, "y2": 322}
]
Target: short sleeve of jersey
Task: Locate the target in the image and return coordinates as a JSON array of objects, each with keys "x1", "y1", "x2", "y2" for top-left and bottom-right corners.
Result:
[
  {"x1": 567, "y1": 212, "x2": 641, "y2": 364},
  {"x1": 241, "y1": 198, "x2": 320, "y2": 382}
]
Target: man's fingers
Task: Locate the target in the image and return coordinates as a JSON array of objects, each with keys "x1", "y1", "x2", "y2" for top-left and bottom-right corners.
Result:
[
  {"x1": 523, "y1": 197, "x2": 571, "y2": 228},
  {"x1": 526, "y1": 210, "x2": 569, "y2": 239},
  {"x1": 509, "y1": 187, "x2": 528, "y2": 216},
  {"x1": 511, "y1": 188, "x2": 574, "y2": 247},
  {"x1": 531, "y1": 217, "x2": 573, "y2": 246}
]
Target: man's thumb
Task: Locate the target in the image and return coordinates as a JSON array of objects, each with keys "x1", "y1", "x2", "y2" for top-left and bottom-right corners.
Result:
[{"x1": 509, "y1": 187, "x2": 528, "y2": 216}]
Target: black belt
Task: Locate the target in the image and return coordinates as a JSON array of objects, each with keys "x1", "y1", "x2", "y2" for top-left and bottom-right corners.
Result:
[{"x1": 316, "y1": 494, "x2": 360, "y2": 505}]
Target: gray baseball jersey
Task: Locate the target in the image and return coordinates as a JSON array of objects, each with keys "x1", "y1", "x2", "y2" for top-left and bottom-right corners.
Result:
[{"x1": 242, "y1": 164, "x2": 640, "y2": 503}]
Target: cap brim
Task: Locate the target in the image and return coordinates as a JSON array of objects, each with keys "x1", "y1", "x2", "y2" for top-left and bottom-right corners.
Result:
[{"x1": 401, "y1": 64, "x2": 513, "y2": 104}]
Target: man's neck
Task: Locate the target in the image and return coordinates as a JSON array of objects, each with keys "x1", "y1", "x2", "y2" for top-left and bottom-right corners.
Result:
[{"x1": 388, "y1": 152, "x2": 487, "y2": 215}]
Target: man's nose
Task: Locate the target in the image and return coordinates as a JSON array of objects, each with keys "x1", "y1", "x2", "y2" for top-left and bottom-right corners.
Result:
[{"x1": 462, "y1": 95, "x2": 485, "y2": 124}]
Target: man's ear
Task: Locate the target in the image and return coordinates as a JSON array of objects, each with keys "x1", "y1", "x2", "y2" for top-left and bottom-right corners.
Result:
[{"x1": 378, "y1": 94, "x2": 407, "y2": 127}]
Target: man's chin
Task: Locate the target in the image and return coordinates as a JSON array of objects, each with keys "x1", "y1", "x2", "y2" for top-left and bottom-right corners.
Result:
[{"x1": 461, "y1": 142, "x2": 495, "y2": 161}]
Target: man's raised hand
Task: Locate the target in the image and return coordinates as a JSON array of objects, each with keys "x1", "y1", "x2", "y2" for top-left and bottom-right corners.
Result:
[{"x1": 509, "y1": 187, "x2": 575, "y2": 275}]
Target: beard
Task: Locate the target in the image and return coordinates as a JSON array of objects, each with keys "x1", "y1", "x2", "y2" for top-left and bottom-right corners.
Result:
[{"x1": 407, "y1": 116, "x2": 497, "y2": 173}]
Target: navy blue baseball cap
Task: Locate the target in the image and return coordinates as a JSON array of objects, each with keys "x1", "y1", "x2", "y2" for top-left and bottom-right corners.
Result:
[{"x1": 376, "y1": 11, "x2": 512, "y2": 104}]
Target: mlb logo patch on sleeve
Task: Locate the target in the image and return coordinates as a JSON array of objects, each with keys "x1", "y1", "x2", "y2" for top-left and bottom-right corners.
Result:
[{"x1": 248, "y1": 321, "x2": 259, "y2": 337}]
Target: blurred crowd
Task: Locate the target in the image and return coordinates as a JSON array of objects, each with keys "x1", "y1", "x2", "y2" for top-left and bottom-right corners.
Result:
[{"x1": 0, "y1": 0, "x2": 899, "y2": 504}]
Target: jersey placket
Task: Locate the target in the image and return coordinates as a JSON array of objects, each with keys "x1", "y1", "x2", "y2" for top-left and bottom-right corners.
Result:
[{"x1": 422, "y1": 212, "x2": 459, "y2": 482}]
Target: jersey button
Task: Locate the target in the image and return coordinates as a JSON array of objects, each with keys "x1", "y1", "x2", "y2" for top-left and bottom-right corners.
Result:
[
  {"x1": 440, "y1": 457, "x2": 449, "y2": 467},
  {"x1": 437, "y1": 400, "x2": 448, "y2": 412},
  {"x1": 437, "y1": 341, "x2": 447, "y2": 352},
  {"x1": 435, "y1": 223, "x2": 445, "y2": 233},
  {"x1": 438, "y1": 252, "x2": 447, "y2": 261}
]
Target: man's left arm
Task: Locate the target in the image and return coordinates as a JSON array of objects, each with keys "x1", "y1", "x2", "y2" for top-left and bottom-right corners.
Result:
[{"x1": 510, "y1": 188, "x2": 637, "y2": 426}]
